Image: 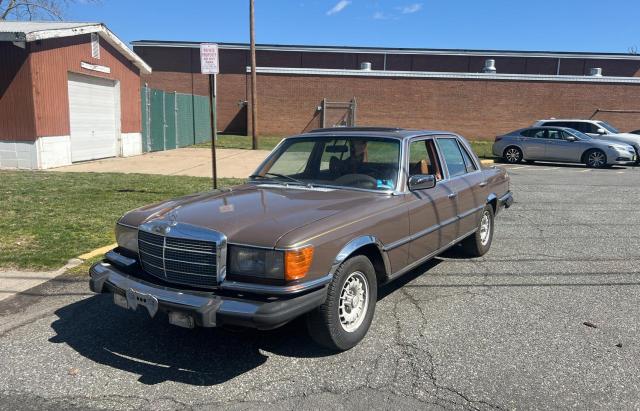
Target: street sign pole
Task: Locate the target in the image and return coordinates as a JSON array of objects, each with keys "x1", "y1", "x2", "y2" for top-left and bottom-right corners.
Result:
[
  {"x1": 200, "y1": 43, "x2": 219, "y2": 190},
  {"x1": 209, "y1": 73, "x2": 218, "y2": 189}
]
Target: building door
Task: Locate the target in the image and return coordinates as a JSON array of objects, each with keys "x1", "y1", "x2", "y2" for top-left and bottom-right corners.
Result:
[{"x1": 67, "y1": 72, "x2": 119, "y2": 162}]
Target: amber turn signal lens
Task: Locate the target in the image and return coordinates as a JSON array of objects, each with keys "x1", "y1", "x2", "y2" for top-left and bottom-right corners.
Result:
[{"x1": 284, "y1": 246, "x2": 314, "y2": 281}]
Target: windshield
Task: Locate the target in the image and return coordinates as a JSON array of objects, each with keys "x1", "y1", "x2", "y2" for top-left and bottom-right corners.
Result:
[
  {"x1": 565, "y1": 129, "x2": 592, "y2": 140},
  {"x1": 597, "y1": 121, "x2": 619, "y2": 133},
  {"x1": 251, "y1": 136, "x2": 400, "y2": 191}
]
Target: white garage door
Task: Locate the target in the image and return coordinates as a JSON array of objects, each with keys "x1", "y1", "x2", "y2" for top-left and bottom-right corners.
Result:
[{"x1": 67, "y1": 73, "x2": 119, "y2": 162}]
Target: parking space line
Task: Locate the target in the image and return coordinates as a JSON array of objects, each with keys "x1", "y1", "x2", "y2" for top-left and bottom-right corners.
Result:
[
  {"x1": 578, "y1": 169, "x2": 591, "y2": 173},
  {"x1": 509, "y1": 166, "x2": 528, "y2": 170}
]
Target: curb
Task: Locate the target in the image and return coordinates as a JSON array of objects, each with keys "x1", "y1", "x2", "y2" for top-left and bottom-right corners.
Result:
[
  {"x1": 480, "y1": 159, "x2": 495, "y2": 165},
  {"x1": 78, "y1": 243, "x2": 117, "y2": 260}
]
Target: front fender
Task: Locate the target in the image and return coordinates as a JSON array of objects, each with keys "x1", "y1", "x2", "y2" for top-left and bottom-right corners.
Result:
[{"x1": 329, "y1": 235, "x2": 391, "y2": 277}]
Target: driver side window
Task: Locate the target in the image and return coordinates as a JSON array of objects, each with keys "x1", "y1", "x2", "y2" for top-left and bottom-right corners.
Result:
[{"x1": 409, "y1": 139, "x2": 443, "y2": 181}]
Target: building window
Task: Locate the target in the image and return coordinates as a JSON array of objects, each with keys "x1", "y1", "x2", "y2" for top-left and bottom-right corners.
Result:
[{"x1": 91, "y1": 33, "x2": 100, "y2": 59}]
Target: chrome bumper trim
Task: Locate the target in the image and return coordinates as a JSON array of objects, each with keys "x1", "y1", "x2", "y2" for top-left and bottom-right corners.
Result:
[
  {"x1": 220, "y1": 274, "x2": 332, "y2": 295},
  {"x1": 91, "y1": 262, "x2": 217, "y2": 309}
]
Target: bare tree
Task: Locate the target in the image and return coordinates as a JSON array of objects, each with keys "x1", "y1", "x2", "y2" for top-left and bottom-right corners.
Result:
[
  {"x1": 629, "y1": 46, "x2": 639, "y2": 55},
  {"x1": 0, "y1": 0, "x2": 95, "y2": 20}
]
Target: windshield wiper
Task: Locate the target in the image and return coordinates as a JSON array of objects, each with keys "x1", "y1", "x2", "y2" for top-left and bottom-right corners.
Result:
[{"x1": 250, "y1": 173, "x2": 311, "y2": 187}]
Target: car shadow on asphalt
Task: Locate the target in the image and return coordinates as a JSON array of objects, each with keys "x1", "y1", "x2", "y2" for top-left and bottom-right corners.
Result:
[
  {"x1": 48, "y1": 293, "x2": 338, "y2": 385},
  {"x1": 48, "y1": 259, "x2": 445, "y2": 386}
]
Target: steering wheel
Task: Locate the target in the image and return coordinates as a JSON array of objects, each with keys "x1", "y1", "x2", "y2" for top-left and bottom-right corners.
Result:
[{"x1": 334, "y1": 173, "x2": 377, "y2": 189}]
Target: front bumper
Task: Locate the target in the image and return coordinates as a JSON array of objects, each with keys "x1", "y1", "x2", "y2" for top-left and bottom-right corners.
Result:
[
  {"x1": 610, "y1": 150, "x2": 636, "y2": 165},
  {"x1": 89, "y1": 262, "x2": 327, "y2": 330}
]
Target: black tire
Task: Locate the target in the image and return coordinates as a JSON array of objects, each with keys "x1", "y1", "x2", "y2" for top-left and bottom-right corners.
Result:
[
  {"x1": 584, "y1": 149, "x2": 607, "y2": 168},
  {"x1": 503, "y1": 146, "x2": 523, "y2": 164},
  {"x1": 460, "y1": 205, "x2": 494, "y2": 257},
  {"x1": 306, "y1": 255, "x2": 377, "y2": 351}
]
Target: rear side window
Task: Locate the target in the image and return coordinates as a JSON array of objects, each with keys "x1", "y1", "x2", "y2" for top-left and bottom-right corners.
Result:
[
  {"x1": 523, "y1": 129, "x2": 546, "y2": 139},
  {"x1": 458, "y1": 141, "x2": 478, "y2": 172},
  {"x1": 437, "y1": 138, "x2": 467, "y2": 178}
]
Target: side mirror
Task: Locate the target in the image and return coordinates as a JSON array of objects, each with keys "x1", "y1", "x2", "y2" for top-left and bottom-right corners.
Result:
[
  {"x1": 408, "y1": 174, "x2": 436, "y2": 191},
  {"x1": 565, "y1": 135, "x2": 577, "y2": 142},
  {"x1": 596, "y1": 128, "x2": 606, "y2": 134}
]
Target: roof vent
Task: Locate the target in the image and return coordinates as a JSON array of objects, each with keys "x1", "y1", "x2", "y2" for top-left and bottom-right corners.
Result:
[
  {"x1": 589, "y1": 67, "x2": 603, "y2": 77},
  {"x1": 482, "y1": 59, "x2": 497, "y2": 73},
  {"x1": 360, "y1": 62, "x2": 372, "y2": 71}
]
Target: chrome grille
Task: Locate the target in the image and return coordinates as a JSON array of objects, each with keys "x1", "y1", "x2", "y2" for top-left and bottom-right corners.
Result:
[{"x1": 138, "y1": 228, "x2": 220, "y2": 289}]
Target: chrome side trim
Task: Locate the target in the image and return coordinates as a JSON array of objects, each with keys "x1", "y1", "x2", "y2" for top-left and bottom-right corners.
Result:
[
  {"x1": 459, "y1": 204, "x2": 484, "y2": 219},
  {"x1": 329, "y1": 235, "x2": 391, "y2": 276},
  {"x1": 386, "y1": 228, "x2": 478, "y2": 282},
  {"x1": 384, "y1": 215, "x2": 460, "y2": 252},
  {"x1": 220, "y1": 274, "x2": 332, "y2": 295}
]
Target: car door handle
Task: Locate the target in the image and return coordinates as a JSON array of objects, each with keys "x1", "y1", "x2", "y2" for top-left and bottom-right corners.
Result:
[
  {"x1": 478, "y1": 181, "x2": 488, "y2": 187},
  {"x1": 448, "y1": 192, "x2": 457, "y2": 199}
]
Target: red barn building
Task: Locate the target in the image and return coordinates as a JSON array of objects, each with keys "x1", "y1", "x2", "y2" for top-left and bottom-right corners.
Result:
[{"x1": 0, "y1": 22, "x2": 150, "y2": 169}]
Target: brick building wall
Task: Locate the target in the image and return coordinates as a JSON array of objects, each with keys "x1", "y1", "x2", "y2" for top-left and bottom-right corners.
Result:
[
  {"x1": 251, "y1": 73, "x2": 640, "y2": 139},
  {"x1": 133, "y1": 43, "x2": 640, "y2": 138}
]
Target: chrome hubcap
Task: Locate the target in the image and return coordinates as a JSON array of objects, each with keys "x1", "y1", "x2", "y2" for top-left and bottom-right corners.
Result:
[
  {"x1": 588, "y1": 152, "x2": 605, "y2": 167},
  {"x1": 505, "y1": 148, "x2": 520, "y2": 163},
  {"x1": 339, "y1": 271, "x2": 369, "y2": 332},
  {"x1": 480, "y1": 211, "x2": 491, "y2": 246}
]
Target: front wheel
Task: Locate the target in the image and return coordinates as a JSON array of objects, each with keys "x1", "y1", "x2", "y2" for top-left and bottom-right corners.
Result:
[
  {"x1": 503, "y1": 146, "x2": 523, "y2": 164},
  {"x1": 306, "y1": 255, "x2": 377, "y2": 351},
  {"x1": 585, "y1": 149, "x2": 607, "y2": 168},
  {"x1": 460, "y1": 205, "x2": 494, "y2": 257}
]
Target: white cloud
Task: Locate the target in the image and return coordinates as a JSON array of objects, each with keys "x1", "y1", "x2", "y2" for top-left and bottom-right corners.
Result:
[
  {"x1": 372, "y1": 11, "x2": 388, "y2": 20},
  {"x1": 398, "y1": 3, "x2": 423, "y2": 14},
  {"x1": 326, "y1": 0, "x2": 351, "y2": 15}
]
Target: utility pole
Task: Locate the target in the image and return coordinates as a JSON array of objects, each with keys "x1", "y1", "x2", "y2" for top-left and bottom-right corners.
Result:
[{"x1": 250, "y1": 0, "x2": 258, "y2": 150}]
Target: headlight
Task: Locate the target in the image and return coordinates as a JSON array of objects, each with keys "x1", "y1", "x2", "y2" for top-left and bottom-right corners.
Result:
[
  {"x1": 608, "y1": 145, "x2": 627, "y2": 152},
  {"x1": 229, "y1": 246, "x2": 284, "y2": 279},
  {"x1": 228, "y1": 245, "x2": 314, "y2": 281},
  {"x1": 115, "y1": 222, "x2": 138, "y2": 253}
]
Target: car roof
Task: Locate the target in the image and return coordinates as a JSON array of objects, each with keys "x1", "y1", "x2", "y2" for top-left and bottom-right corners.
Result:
[
  {"x1": 526, "y1": 126, "x2": 576, "y2": 130},
  {"x1": 537, "y1": 119, "x2": 600, "y2": 122},
  {"x1": 291, "y1": 127, "x2": 458, "y2": 140}
]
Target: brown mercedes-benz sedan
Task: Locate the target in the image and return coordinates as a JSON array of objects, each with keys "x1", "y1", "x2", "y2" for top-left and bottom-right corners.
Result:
[{"x1": 90, "y1": 127, "x2": 513, "y2": 350}]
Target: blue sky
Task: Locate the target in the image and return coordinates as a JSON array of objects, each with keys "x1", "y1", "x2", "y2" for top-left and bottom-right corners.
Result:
[{"x1": 68, "y1": 0, "x2": 640, "y2": 53}]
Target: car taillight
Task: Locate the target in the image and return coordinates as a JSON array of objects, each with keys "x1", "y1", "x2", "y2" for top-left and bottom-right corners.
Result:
[{"x1": 494, "y1": 135, "x2": 503, "y2": 142}]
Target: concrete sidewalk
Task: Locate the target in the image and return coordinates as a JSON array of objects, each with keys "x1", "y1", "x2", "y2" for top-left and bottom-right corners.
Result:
[
  {"x1": 52, "y1": 148, "x2": 270, "y2": 178},
  {"x1": 0, "y1": 259, "x2": 81, "y2": 303}
]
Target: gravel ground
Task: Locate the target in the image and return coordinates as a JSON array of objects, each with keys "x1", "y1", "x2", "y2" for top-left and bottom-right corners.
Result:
[{"x1": 1, "y1": 163, "x2": 639, "y2": 410}]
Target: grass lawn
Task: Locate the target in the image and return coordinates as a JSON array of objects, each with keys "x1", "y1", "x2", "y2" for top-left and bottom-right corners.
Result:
[
  {"x1": 0, "y1": 171, "x2": 243, "y2": 270},
  {"x1": 200, "y1": 134, "x2": 495, "y2": 159}
]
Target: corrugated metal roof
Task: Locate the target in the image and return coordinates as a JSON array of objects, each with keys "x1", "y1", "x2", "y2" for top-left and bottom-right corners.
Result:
[
  {"x1": 131, "y1": 40, "x2": 640, "y2": 61},
  {"x1": 0, "y1": 21, "x2": 151, "y2": 74}
]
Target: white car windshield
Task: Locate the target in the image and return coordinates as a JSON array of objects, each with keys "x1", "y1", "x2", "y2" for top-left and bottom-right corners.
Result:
[
  {"x1": 597, "y1": 121, "x2": 619, "y2": 133},
  {"x1": 250, "y1": 136, "x2": 400, "y2": 191}
]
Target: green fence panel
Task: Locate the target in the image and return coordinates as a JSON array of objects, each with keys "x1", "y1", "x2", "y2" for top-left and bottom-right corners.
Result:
[
  {"x1": 163, "y1": 92, "x2": 177, "y2": 150},
  {"x1": 194, "y1": 94, "x2": 212, "y2": 144},
  {"x1": 149, "y1": 89, "x2": 166, "y2": 152},
  {"x1": 142, "y1": 88, "x2": 211, "y2": 151},
  {"x1": 141, "y1": 88, "x2": 149, "y2": 152},
  {"x1": 176, "y1": 94, "x2": 195, "y2": 147}
]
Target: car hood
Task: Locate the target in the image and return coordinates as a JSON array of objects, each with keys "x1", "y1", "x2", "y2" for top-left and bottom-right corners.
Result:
[
  {"x1": 588, "y1": 138, "x2": 634, "y2": 150},
  {"x1": 119, "y1": 184, "x2": 380, "y2": 248},
  {"x1": 594, "y1": 133, "x2": 640, "y2": 147}
]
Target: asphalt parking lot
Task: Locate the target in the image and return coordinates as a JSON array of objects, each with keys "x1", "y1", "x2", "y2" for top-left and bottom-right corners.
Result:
[{"x1": 1, "y1": 162, "x2": 639, "y2": 410}]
